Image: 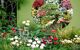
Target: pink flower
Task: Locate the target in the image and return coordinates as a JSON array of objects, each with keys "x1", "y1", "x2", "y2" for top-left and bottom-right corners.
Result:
[
  {"x1": 61, "y1": 0, "x2": 72, "y2": 9},
  {"x1": 37, "y1": 10, "x2": 46, "y2": 17},
  {"x1": 11, "y1": 27, "x2": 15, "y2": 31},
  {"x1": 53, "y1": 42, "x2": 58, "y2": 45},
  {"x1": 51, "y1": 30, "x2": 57, "y2": 33}
]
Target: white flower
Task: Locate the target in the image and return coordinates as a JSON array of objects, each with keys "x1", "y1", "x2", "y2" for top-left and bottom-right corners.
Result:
[
  {"x1": 77, "y1": 37, "x2": 80, "y2": 40},
  {"x1": 14, "y1": 36, "x2": 18, "y2": 39},
  {"x1": 41, "y1": 43, "x2": 45, "y2": 47},
  {"x1": 22, "y1": 21, "x2": 26, "y2": 24},
  {"x1": 27, "y1": 20, "x2": 30, "y2": 23},
  {"x1": 40, "y1": 46, "x2": 44, "y2": 49},
  {"x1": 16, "y1": 43, "x2": 19, "y2": 46},
  {"x1": 75, "y1": 35, "x2": 78, "y2": 38},
  {"x1": 20, "y1": 41, "x2": 22, "y2": 44},
  {"x1": 27, "y1": 43, "x2": 31, "y2": 46},
  {"x1": 64, "y1": 39, "x2": 68, "y2": 42},
  {"x1": 32, "y1": 41, "x2": 36, "y2": 44},
  {"x1": 10, "y1": 38, "x2": 14, "y2": 41},
  {"x1": 61, "y1": 41, "x2": 65, "y2": 44},
  {"x1": 67, "y1": 40, "x2": 73, "y2": 43},
  {"x1": 37, "y1": 40, "x2": 41, "y2": 44},
  {"x1": 35, "y1": 38, "x2": 39, "y2": 41},
  {"x1": 31, "y1": 44, "x2": 36, "y2": 48},
  {"x1": 15, "y1": 40, "x2": 18, "y2": 43},
  {"x1": 11, "y1": 42, "x2": 16, "y2": 45},
  {"x1": 35, "y1": 44, "x2": 39, "y2": 47},
  {"x1": 26, "y1": 23, "x2": 29, "y2": 25},
  {"x1": 67, "y1": 8, "x2": 73, "y2": 16},
  {"x1": 28, "y1": 39, "x2": 32, "y2": 43}
]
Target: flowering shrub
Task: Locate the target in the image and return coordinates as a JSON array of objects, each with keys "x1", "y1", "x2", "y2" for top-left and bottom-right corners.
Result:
[{"x1": 32, "y1": 0, "x2": 73, "y2": 29}]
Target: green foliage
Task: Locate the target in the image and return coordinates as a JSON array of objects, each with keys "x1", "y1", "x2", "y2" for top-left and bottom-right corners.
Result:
[{"x1": 42, "y1": 4, "x2": 58, "y2": 10}]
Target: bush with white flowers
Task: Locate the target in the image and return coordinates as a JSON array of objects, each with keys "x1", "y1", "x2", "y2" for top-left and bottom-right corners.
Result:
[
  {"x1": 27, "y1": 37, "x2": 46, "y2": 49},
  {"x1": 61, "y1": 35, "x2": 80, "y2": 44},
  {"x1": 9, "y1": 36, "x2": 22, "y2": 46}
]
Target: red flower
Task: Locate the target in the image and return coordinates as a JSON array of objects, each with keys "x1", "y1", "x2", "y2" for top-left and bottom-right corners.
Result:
[
  {"x1": 43, "y1": 41, "x2": 46, "y2": 44},
  {"x1": 11, "y1": 27, "x2": 15, "y2": 31},
  {"x1": 51, "y1": 30, "x2": 57, "y2": 33},
  {"x1": 53, "y1": 42, "x2": 58, "y2": 45},
  {"x1": 32, "y1": 0, "x2": 44, "y2": 8},
  {"x1": 53, "y1": 37, "x2": 58, "y2": 41}
]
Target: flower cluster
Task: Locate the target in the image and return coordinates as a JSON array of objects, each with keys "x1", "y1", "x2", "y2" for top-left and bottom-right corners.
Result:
[
  {"x1": 61, "y1": 39, "x2": 73, "y2": 44},
  {"x1": 61, "y1": 0, "x2": 72, "y2": 9},
  {"x1": 73, "y1": 35, "x2": 80, "y2": 43},
  {"x1": 32, "y1": 0, "x2": 44, "y2": 8},
  {"x1": 37, "y1": 10, "x2": 46, "y2": 17},
  {"x1": 22, "y1": 20, "x2": 30, "y2": 26},
  {"x1": 32, "y1": 0, "x2": 73, "y2": 29},
  {"x1": 11, "y1": 27, "x2": 16, "y2": 33},
  {"x1": 27, "y1": 37, "x2": 45, "y2": 49},
  {"x1": 9, "y1": 36, "x2": 22, "y2": 46},
  {"x1": 61, "y1": 35, "x2": 80, "y2": 44}
]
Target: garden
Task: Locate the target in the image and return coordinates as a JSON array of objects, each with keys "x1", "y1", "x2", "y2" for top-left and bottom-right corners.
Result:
[{"x1": 0, "y1": 0, "x2": 80, "y2": 50}]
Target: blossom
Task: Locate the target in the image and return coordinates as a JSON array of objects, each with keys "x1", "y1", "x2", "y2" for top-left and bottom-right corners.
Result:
[
  {"x1": 37, "y1": 10, "x2": 46, "y2": 17},
  {"x1": 16, "y1": 43, "x2": 19, "y2": 46},
  {"x1": 48, "y1": 40, "x2": 52, "y2": 42},
  {"x1": 48, "y1": 36, "x2": 53, "y2": 39},
  {"x1": 75, "y1": 35, "x2": 78, "y2": 38},
  {"x1": 20, "y1": 41, "x2": 22, "y2": 44},
  {"x1": 37, "y1": 40, "x2": 41, "y2": 44},
  {"x1": 67, "y1": 40, "x2": 72, "y2": 43},
  {"x1": 40, "y1": 46, "x2": 44, "y2": 49},
  {"x1": 22, "y1": 21, "x2": 26, "y2": 24},
  {"x1": 36, "y1": 44, "x2": 39, "y2": 47},
  {"x1": 27, "y1": 20, "x2": 30, "y2": 23},
  {"x1": 27, "y1": 43, "x2": 31, "y2": 46},
  {"x1": 41, "y1": 43, "x2": 45, "y2": 47},
  {"x1": 61, "y1": 0, "x2": 72, "y2": 9},
  {"x1": 32, "y1": 0, "x2": 44, "y2": 8},
  {"x1": 11, "y1": 27, "x2": 15, "y2": 31},
  {"x1": 53, "y1": 37, "x2": 58, "y2": 41},
  {"x1": 32, "y1": 41, "x2": 37, "y2": 44},
  {"x1": 15, "y1": 40, "x2": 18, "y2": 43},
  {"x1": 53, "y1": 42, "x2": 58, "y2": 45},
  {"x1": 14, "y1": 36, "x2": 18, "y2": 39},
  {"x1": 67, "y1": 8, "x2": 73, "y2": 16},
  {"x1": 35, "y1": 38, "x2": 39, "y2": 41},
  {"x1": 13, "y1": 30, "x2": 16, "y2": 33},
  {"x1": 51, "y1": 30, "x2": 57, "y2": 33},
  {"x1": 43, "y1": 41, "x2": 46, "y2": 44},
  {"x1": 31, "y1": 44, "x2": 36, "y2": 48},
  {"x1": 9, "y1": 38, "x2": 14, "y2": 41},
  {"x1": 28, "y1": 39, "x2": 32, "y2": 43},
  {"x1": 11, "y1": 42, "x2": 16, "y2": 45},
  {"x1": 25, "y1": 23, "x2": 30, "y2": 26}
]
